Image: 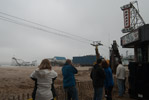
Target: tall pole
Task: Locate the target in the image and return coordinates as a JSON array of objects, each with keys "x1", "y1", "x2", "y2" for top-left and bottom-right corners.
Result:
[{"x1": 91, "y1": 41, "x2": 103, "y2": 60}]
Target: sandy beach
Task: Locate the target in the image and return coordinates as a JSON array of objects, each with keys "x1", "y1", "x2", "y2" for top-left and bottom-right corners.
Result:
[
  {"x1": 0, "y1": 66, "x2": 134, "y2": 100},
  {"x1": 0, "y1": 66, "x2": 91, "y2": 96}
]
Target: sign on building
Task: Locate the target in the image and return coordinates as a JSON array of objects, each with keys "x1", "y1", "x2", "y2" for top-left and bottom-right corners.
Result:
[{"x1": 121, "y1": 30, "x2": 139, "y2": 46}]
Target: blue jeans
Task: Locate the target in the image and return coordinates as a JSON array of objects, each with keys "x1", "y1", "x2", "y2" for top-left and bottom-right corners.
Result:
[
  {"x1": 64, "y1": 86, "x2": 78, "y2": 100},
  {"x1": 117, "y1": 79, "x2": 124, "y2": 96},
  {"x1": 93, "y1": 87, "x2": 103, "y2": 100}
]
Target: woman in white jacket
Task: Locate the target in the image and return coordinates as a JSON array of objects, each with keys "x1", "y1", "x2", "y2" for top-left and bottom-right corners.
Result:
[{"x1": 30, "y1": 59, "x2": 57, "y2": 100}]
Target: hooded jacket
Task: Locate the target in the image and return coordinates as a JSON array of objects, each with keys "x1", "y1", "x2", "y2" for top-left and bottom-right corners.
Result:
[
  {"x1": 104, "y1": 67, "x2": 114, "y2": 89},
  {"x1": 90, "y1": 64, "x2": 105, "y2": 88},
  {"x1": 62, "y1": 64, "x2": 78, "y2": 88},
  {"x1": 30, "y1": 68, "x2": 57, "y2": 100}
]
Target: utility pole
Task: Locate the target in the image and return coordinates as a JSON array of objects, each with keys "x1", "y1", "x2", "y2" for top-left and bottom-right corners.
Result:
[{"x1": 91, "y1": 41, "x2": 103, "y2": 60}]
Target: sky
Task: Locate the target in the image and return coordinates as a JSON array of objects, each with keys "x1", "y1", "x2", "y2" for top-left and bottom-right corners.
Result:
[{"x1": 0, "y1": 0, "x2": 149, "y2": 65}]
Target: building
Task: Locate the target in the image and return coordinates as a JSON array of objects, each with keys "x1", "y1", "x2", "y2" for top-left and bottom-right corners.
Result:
[
  {"x1": 48, "y1": 56, "x2": 66, "y2": 66},
  {"x1": 121, "y1": 24, "x2": 149, "y2": 99},
  {"x1": 72, "y1": 55, "x2": 98, "y2": 66}
]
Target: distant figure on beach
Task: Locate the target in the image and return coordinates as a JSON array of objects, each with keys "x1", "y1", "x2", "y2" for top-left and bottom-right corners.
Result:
[
  {"x1": 30, "y1": 59, "x2": 57, "y2": 100},
  {"x1": 62, "y1": 59, "x2": 78, "y2": 100},
  {"x1": 90, "y1": 59, "x2": 105, "y2": 100},
  {"x1": 102, "y1": 60, "x2": 114, "y2": 100},
  {"x1": 116, "y1": 60, "x2": 126, "y2": 98}
]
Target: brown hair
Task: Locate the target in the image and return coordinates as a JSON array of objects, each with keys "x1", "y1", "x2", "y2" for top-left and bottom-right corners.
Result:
[
  {"x1": 38, "y1": 59, "x2": 51, "y2": 70},
  {"x1": 65, "y1": 59, "x2": 72, "y2": 65},
  {"x1": 102, "y1": 60, "x2": 109, "y2": 68}
]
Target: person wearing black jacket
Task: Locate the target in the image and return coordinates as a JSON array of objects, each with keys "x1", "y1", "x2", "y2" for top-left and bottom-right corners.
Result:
[
  {"x1": 31, "y1": 78, "x2": 37, "y2": 100},
  {"x1": 51, "y1": 77, "x2": 57, "y2": 100},
  {"x1": 90, "y1": 59, "x2": 105, "y2": 100}
]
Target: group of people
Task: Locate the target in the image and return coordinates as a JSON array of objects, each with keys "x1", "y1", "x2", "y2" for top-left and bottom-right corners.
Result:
[
  {"x1": 90, "y1": 59, "x2": 114, "y2": 100},
  {"x1": 30, "y1": 58, "x2": 126, "y2": 100},
  {"x1": 30, "y1": 59, "x2": 78, "y2": 100}
]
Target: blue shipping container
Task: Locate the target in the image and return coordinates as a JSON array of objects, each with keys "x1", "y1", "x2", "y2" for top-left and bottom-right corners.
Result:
[{"x1": 72, "y1": 55, "x2": 96, "y2": 66}]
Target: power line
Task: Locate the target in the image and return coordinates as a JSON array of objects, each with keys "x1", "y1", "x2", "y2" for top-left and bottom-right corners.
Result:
[
  {"x1": 0, "y1": 12, "x2": 111, "y2": 55},
  {"x1": 0, "y1": 11, "x2": 93, "y2": 42},
  {"x1": 0, "y1": 15, "x2": 89, "y2": 43}
]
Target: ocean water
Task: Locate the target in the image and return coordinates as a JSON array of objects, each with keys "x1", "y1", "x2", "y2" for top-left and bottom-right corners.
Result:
[{"x1": 0, "y1": 64, "x2": 15, "y2": 67}]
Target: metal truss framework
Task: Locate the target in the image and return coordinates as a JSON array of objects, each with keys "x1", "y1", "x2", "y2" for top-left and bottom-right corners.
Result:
[{"x1": 121, "y1": 1, "x2": 145, "y2": 33}]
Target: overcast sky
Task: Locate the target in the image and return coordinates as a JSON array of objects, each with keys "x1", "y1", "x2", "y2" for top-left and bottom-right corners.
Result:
[{"x1": 0, "y1": 0, "x2": 149, "y2": 64}]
